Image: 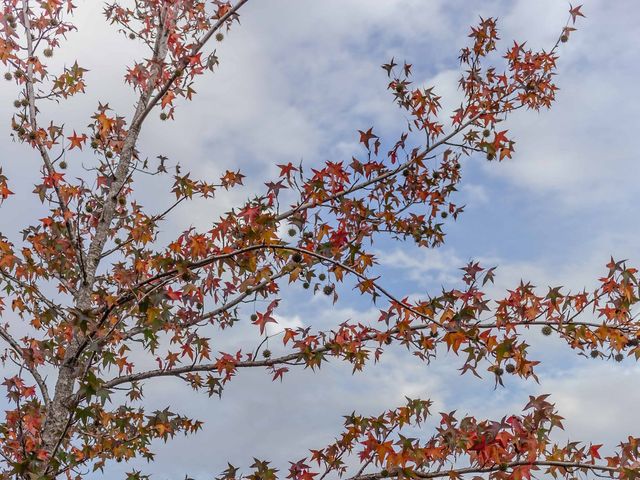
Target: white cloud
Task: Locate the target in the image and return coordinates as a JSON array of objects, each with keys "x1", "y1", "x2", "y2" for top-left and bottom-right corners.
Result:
[
  {"x1": 270, "y1": 313, "x2": 304, "y2": 333},
  {"x1": 538, "y1": 363, "x2": 640, "y2": 446},
  {"x1": 460, "y1": 183, "x2": 490, "y2": 206},
  {"x1": 377, "y1": 247, "x2": 464, "y2": 287}
]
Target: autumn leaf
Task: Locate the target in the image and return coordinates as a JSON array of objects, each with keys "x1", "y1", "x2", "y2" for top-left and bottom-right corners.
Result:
[
  {"x1": 569, "y1": 4, "x2": 586, "y2": 24},
  {"x1": 67, "y1": 130, "x2": 87, "y2": 150}
]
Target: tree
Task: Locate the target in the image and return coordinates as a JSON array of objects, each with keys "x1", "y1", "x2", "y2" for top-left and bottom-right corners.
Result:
[{"x1": 0, "y1": 1, "x2": 637, "y2": 479}]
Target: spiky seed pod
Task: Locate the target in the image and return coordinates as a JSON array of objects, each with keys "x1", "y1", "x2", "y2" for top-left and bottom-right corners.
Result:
[
  {"x1": 483, "y1": 129, "x2": 491, "y2": 137},
  {"x1": 262, "y1": 349, "x2": 271, "y2": 359},
  {"x1": 494, "y1": 367, "x2": 504, "y2": 376},
  {"x1": 505, "y1": 363, "x2": 516, "y2": 374},
  {"x1": 118, "y1": 196, "x2": 126, "y2": 205},
  {"x1": 43, "y1": 48, "x2": 53, "y2": 58},
  {"x1": 215, "y1": 32, "x2": 224, "y2": 42},
  {"x1": 291, "y1": 252, "x2": 303, "y2": 263},
  {"x1": 13, "y1": 100, "x2": 21, "y2": 108},
  {"x1": 590, "y1": 350, "x2": 599, "y2": 359},
  {"x1": 318, "y1": 273, "x2": 326, "y2": 281},
  {"x1": 614, "y1": 353, "x2": 624, "y2": 362},
  {"x1": 541, "y1": 325, "x2": 553, "y2": 336},
  {"x1": 129, "y1": 33, "x2": 136, "y2": 40},
  {"x1": 287, "y1": 228, "x2": 296, "y2": 237},
  {"x1": 302, "y1": 282, "x2": 310, "y2": 289},
  {"x1": 560, "y1": 34, "x2": 569, "y2": 43},
  {"x1": 106, "y1": 151, "x2": 113, "y2": 158},
  {"x1": 323, "y1": 285, "x2": 334, "y2": 296},
  {"x1": 90, "y1": 140, "x2": 98, "y2": 149},
  {"x1": 59, "y1": 160, "x2": 67, "y2": 170},
  {"x1": 4, "y1": 72, "x2": 12, "y2": 81},
  {"x1": 159, "y1": 112, "x2": 168, "y2": 121}
]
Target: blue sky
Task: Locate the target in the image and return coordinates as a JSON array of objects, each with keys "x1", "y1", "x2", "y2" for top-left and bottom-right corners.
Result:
[{"x1": 1, "y1": 0, "x2": 639, "y2": 478}]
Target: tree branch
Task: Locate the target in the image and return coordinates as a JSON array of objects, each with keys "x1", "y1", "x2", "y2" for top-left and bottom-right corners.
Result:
[
  {"x1": 348, "y1": 460, "x2": 618, "y2": 480},
  {"x1": 121, "y1": 244, "x2": 444, "y2": 329},
  {"x1": 120, "y1": 269, "x2": 288, "y2": 342},
  {"x1": 21, "y1": 0, "x2": 85, "y2": 279},
  {"x1": 0, "y1": 269, "x2": 60, "y2": 313},
  {"x1": 0, "y1": 324, "x2": 51, "y2": 405},
  {"x1": 133, "y1": 0, "x2": 250, "y2": 130}
]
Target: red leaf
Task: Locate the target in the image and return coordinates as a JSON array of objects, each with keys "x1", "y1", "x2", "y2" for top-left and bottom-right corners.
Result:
[
  {"x1": 569, "y1": 4, "x2": 585, "y2": 24},
  {"x1": 67, "y1": 130, "x2": 87, "y2": 150}
]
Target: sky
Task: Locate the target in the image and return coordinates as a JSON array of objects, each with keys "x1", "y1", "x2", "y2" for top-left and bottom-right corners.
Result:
[{"x1": 1, "y1": 0, "x2": 639, "y2": 478}]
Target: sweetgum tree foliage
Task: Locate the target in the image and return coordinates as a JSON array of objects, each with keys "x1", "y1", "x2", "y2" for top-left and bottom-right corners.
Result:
[{"x1": 0, "y1": 1, "x2": 638, "y2": 479}]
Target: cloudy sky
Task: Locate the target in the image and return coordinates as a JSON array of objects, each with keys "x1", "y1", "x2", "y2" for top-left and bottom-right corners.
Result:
[{"x1": 1, "y1": 0, "x2": 639, "y2": 478}]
